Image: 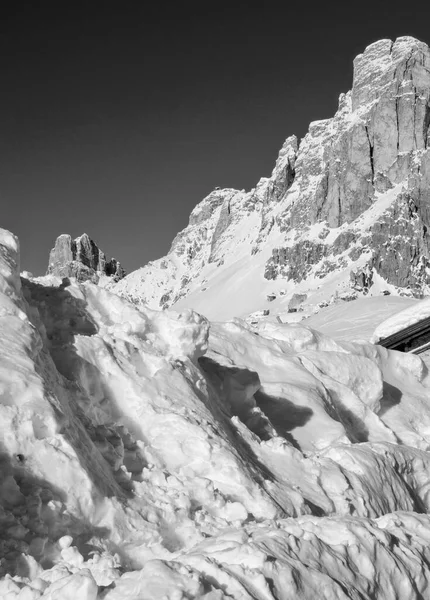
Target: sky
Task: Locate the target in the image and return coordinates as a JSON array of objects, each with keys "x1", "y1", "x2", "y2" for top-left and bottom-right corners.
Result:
[{"x1": 1, "y1": 2, "x2": 429, "y2": 275}]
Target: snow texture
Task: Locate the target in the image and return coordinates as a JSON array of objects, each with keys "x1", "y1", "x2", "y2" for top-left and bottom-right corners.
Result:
[{"x1": 2, "y1": 224, "x2": 430, "y2": 599}]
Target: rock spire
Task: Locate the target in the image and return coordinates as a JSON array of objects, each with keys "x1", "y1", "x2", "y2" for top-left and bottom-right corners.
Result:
[{"x1": 47, "y1": 233, "x2": 125, "y2": 283}]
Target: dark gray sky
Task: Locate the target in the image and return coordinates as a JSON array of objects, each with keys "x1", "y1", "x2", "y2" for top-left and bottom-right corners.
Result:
[{"x1": 1, "y1": 2, "x2": 428, "y2": 275}]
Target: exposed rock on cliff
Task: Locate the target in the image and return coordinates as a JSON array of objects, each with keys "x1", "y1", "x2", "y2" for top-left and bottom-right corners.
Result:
[
  {"x1": 113, "y1": 36, "x2": 430, "y2": 321},
  {"x1": 47, "y1": 233, "x2": 125, "y2": 283},
  {"x1": 350, "y1": 264, "x2": 374, "y2": 292}
]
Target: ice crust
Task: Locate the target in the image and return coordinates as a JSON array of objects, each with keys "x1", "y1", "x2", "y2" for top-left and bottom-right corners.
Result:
[{"x1": 2, "y1": 226, "x2": 430, "y2": 599}]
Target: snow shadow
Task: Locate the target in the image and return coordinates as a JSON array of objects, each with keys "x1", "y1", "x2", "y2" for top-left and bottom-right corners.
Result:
[
  {"x1": 254, "y1": 390, "x2": 313, "y2": 450},
  {"x1": 199, "y1": 356, "x2": 312, "y2": 458},
  {"x1": 198, "y1": 357, "x2": 327, "y2": 515},
  {"x1": 0, "y1": 447, "x2": 110, "y2": 578},
  {"x1": 322, "y1": 386, "x2": 371, "y2": 443},
  {"x1": 24, "y1": 278, "x2": 98, "y2": 379},
  {"x1": 379, "y1": 381, "x2": 402, "y2": 416},
  {"x1": 198, "y1": 356, "x2": 280, "y2": 483},
  {"x1": 23, "y1": 280, "x2": 146, "y2": 501}
]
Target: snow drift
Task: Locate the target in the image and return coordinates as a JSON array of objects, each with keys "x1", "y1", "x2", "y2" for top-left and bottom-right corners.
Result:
[{"x1": 2, "y1": 226, "x2": 430, "y2": 599}]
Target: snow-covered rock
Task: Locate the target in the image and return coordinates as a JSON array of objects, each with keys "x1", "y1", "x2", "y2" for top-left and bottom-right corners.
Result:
[{"x1": 112, "y1": 36, "x2": 430, "y2": 321}]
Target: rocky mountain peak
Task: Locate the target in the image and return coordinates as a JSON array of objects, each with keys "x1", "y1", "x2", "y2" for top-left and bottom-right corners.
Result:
[
  {"x1": 47, "y1": 233, "x2": 125, "y2": 283},
  {"x1": 352, "y1": 37, "x2": 430, "y2": 111},
  {"x1": 113, "y1": 36, "x2": 430, "y2": 321}
]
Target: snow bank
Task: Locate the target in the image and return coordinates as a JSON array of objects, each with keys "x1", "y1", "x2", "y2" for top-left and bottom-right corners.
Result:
[{"x1": 2, "y1": 227, "x2": 430, "y2": 598}]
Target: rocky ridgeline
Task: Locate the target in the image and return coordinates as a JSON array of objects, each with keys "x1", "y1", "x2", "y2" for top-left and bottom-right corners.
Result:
[
  {"x1": 47, "y1": 233, "x2": 125, "y2": 283},
  {"x1": 113, "y1": 36, "x2": 430, "y2": 313}
]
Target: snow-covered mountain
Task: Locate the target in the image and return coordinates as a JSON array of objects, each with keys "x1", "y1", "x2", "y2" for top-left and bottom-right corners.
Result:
[
  {"x1": 5, "y1": 34, "x2": 430, "y2": 600},
  {"x1": 113, "y1": 36, "x2": 430, "y2": 322},
  {"x1": 3, "y1": 226, "x2": 430, "y2": 598}
]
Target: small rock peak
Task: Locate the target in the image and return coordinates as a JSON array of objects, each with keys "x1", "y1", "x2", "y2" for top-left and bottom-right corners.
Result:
[
  {"x1": 48, "y1": 234, "x2": 74, "y2": 265},
  {"x1": 187, "y1": 187, "x2": 241, "y2": 227},
  {"x1": 358, "y1": 38, "x2": 393, "y2": 59},
  {"x1": 75, "y1": 232, "x2": 90, "y2": 242},
  {"x1": 354, "y1": 36, "x2": 423, "y2": 65},
  {"x1": 337, "y1": 91, "x2": 351, "y2": 112},
  {"x1": 275, "y1": 135, "x2": 298, "y2": 164},
  {"x1": 209, "y1": 187, "x2": 239, "y2": 197},
  {"x1": 352, "y1": 36, "x2": 430, "y2": 111},
  {"x1": 270, "y1": 135, "x2": 298, "y2": 199},
  {"x1": 47, "y1": 233, "x2": 125, "y2": 283},
  {"x1": 57, "y1": 233, "x2": 73, "y2": 241},
  {"x1": 281, "y1": 135, "x2": 298, "y2": 151},
  {"x1": 392, "y1": 35, "x2": 428, "y2": 57}
]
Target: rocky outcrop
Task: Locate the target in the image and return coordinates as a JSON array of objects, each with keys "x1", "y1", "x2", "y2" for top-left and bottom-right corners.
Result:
[
  {"x1": 350, "y1": 264, "x2": 373, "y2": 292},
  {"x1": 265, "y1": 241, "x2": 326, "y2": 281},
  {"x1": 288, "y1": 293, "x2": 307, "y2": 310},
  {"x1": 113, "y1": 36, "x2": 430, "y2": 317},
  {"x1": 47, "y1": 234, "x2": 125, "y2": 283},
  {"x1": 369, "y1": 196, "x2": 428, "y2": 290}
]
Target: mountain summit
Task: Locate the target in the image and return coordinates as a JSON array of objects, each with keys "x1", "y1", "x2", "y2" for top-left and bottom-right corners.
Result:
[{"x1": 113, "y1": 36, "x2": 430, "y2": 321}]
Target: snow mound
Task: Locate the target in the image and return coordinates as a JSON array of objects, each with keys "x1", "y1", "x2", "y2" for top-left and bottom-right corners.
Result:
[
  {"x1": 2, "y1": 226, "x2": 430, "y2": 598},
  {"x1": 304, "y1": 295, "x2": 418, "y2": 342},
  {"x1": 372, "y1": 296, "x2": 430, "y2": 342}
]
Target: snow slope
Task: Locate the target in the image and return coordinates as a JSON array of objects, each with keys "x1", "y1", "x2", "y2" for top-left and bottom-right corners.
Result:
[{"x1": 3, "y1": 226, "x2": 430, "y2": 598}]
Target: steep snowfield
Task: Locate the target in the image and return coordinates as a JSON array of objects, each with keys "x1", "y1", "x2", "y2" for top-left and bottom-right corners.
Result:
[{"x1": 3, "y1": 227, "x2": 430, "y2": 598}]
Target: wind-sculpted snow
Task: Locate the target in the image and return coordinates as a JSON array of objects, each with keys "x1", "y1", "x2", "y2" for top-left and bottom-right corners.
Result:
[{"x1": 2, "y1": 228, "x2": 430, "y2": 598}]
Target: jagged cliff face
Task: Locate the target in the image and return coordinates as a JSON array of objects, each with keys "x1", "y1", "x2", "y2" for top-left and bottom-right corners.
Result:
[
  {"x1": 47, "y1": 233, "x2": 125, "y2": 283},
  {"x1": 113, "y1": 37, "x2": 430, "y2": 320}
]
